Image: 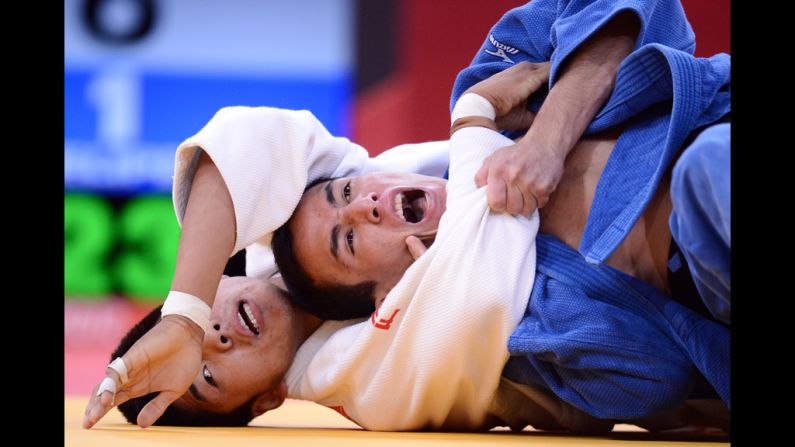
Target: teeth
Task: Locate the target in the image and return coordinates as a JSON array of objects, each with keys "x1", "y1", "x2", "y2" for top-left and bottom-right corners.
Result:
[
  {"x1": 238, "y1": 313, "x2": 247, "y2": 330},
  {"x1": 242, "y1": 303, "x2": 260, "y2": 332},
  {"x1": 394, "y1": 193, "x2": 406, "y2": 221}
]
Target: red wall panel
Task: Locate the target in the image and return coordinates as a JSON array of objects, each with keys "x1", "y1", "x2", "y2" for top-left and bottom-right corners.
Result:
[{"x1": 353, "y1": 0, "x2": 730, "y2": 155}]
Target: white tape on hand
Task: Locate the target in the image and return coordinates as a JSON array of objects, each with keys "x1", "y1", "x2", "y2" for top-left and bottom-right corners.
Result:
[
  {"x1": 108, "y1": 357, "x2": 129, "y2": 385},
  {"x1": 451, "y1": 93, "x2": 496, "y2": 124},
  {"x1": 96, "y1": 376, "x2": 117, "y2": 397},
  {"x1": 161, "y1": 291, "x2": 212, "y2": 332}
]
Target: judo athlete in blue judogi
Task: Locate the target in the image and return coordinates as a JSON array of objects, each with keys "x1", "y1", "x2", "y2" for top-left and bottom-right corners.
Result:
[{"x1": 452, "y1": 0, "x2": 730, "y2": 420}]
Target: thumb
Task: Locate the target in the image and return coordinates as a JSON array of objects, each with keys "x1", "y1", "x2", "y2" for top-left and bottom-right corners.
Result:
[
  {"x1": 405, "y1": 236, "x2": 427, "y2": 260},
  {"x1": 475, "y1": 158, "x2": 490, "y2": 188},
  {"x1": 137, "y1": 391, "x2": 179, "y2": 428}
]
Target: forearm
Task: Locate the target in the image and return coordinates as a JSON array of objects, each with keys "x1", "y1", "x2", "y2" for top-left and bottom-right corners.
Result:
[
  {"x1": 170, "y1": 152, "x2": 236, "y2": 306},
  {"x1": 522, "y1": 11, "x2": 639, "y2": 156}
]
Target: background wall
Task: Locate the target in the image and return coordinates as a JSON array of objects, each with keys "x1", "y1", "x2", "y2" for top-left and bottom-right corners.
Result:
[
  {"x1": 352, "y1": 0, "x2": 731, "y2": 155},
  {"x1": 65, "y1": 0, "x2": 730, "y2": 395}
]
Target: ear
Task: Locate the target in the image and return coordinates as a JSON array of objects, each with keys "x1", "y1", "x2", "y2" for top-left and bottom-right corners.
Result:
[{"x1": 251, "y1": 380, "x2": 288, "y2": 417}]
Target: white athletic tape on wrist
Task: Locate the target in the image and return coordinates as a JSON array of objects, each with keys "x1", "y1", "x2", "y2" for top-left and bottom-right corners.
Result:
[
  {"x1": 451, "y1": 93, "x2": 496, "y2": 124},
  {"x1": 97, "y1": 376, "x2": 117, "y2": 397},
  {"x1": 161, "y1": 291, "x2": 212, "y2": 332},
  {"x1": 108, "y1": 357, "x2": 129, "y2": 385}
]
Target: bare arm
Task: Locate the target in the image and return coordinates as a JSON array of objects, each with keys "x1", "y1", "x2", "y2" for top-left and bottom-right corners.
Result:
[
  {"x1": 84, "y1": 152, "x2": 236, "y2": 429},
  {"x1": 475, "y1": 11, "x2": 640, "y2": 215},
  {"x1": 170, "y1": 151, "x2": 236, "y2": 305},
  {"x1": 522, "y1": 10, "x2": 639, "y2": 166}
]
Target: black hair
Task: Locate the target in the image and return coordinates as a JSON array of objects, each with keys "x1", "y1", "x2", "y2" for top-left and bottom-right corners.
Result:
[
  {"x1": 272, "y1": 177, "x2": 376, "y2": 320},
  {"x1": 112, "y1": 306, "x2": 256, "y2": 426}
]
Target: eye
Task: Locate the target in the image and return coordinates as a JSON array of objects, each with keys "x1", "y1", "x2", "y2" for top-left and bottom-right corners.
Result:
[
  {"x1": 343, "y1": 182, "x2": 352, "y2": 202},
  {"x1": 346, "y1": 230, "x2": 354, "y2": 253},
  {"x1": 203, "y1": 365, "x2": 215, "y2": 386}
]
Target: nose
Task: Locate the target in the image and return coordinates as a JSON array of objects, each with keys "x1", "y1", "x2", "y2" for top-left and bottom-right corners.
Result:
[
  {"x1": 343, "y1": 192, "x2": 381, "y2": 224},
  {"x1": 204, "y1": 322, "x2": 233, "y2": 353}
]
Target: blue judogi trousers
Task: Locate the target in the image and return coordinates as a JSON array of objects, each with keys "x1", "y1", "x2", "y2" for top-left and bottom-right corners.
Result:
[{"x1": 669, "y1": 122, "x2": 731, "y2": 325}]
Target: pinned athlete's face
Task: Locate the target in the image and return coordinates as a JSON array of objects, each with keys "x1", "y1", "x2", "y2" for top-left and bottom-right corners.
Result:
[
  {"x1": 290, "y1": 172, "x2": 447, "y2": 302},
  {"x1": 172, "y1": 276, "x2": 299, "y2": 417}
]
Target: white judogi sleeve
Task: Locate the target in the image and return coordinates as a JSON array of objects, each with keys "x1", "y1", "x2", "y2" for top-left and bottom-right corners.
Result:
[{"x1": 285, "y1": 125, "x2": 539, "y2": 431}]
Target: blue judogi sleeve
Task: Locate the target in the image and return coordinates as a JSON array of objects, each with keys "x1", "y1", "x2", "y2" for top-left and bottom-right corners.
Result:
[{"x1": 451, "y1": 0, "x2": 695, "y2": 114}]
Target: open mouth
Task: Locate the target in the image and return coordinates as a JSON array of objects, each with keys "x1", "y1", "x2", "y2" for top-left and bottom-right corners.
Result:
[
  {"x1": 394, "y1": 190, "x2": 428, "y2": 223},
  {"x1": 237, "y1": 302, "x2": 260, "y2": 335}
]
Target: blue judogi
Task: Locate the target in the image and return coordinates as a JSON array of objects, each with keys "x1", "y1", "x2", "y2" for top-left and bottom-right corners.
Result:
[
  {"x1": 503, "y1": 233, "x2": 730, "y2": 419},
  {"x1": 669, "y1": 123, "x2": 731, "y2": 325},
  {"x1": 451, "y1": 0, "x2": 730, "y2": 419}
]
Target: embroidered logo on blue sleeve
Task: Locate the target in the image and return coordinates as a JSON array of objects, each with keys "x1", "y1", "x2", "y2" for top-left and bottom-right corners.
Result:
[{"x1": 485, "y1": 34, "x2": 519, "y2": 64}]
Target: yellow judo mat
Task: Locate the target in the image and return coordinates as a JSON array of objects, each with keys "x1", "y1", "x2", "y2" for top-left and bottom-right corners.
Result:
[{"x1": 66, "y1": 397, "x2": 729, "y2": 446}]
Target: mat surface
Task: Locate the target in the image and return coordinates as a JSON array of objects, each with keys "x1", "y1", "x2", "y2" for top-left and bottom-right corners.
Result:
[{"x1": 66, "y1": 396, "x2": 729, "y2": 446}]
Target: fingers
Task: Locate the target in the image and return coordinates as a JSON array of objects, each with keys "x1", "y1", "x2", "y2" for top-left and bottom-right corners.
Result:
[
  {"x1": 83, "y1": 365, "x2": 124, "y2": 429},
  {"x1": 83, "y1": 383, "x2": 116, "y2": 429},
  {"x1": 483, "y1": 166, "x2": 541, "y2": 216},
  {"x1": 481, "y1": 151, "x2": 510, "y2": 213},
  {"x1": 83, "y1": 357, "x2": 139, "y2": 429},
  {"x1": 474, "y1": 158, "x2": 490, "y2": 188},
  {"x1": 486, "y1": 176, "x2": 508, "y2": 213},
  {"x1": 405, "y1": 235, "x2": 428, "y2": 260},
  {"x1": 507, "y1": 183, "x2": 541, "y2": 216},
  {"x1": 506, "y1": 183, "x2": 524, "y2": 215},
  {"x1": 464, "y1": 60, "x2": 552, "y2": 117},
  {"x1": 529, "y1": 179, "x2": 551, "y2": 209},
  {"x1": 476, "y1": 142, "x2": 556, "y2": 216},
  {"x1": 522, "y1": 190, "x2": 539, "y2": 216},
  {"x1": 83, "y1": 384, "x2": 102, "y2": 428},
  {"x1": 108, "y1": 357, "x2": 129, "y2": 384},
  {"x1": 137, "y1": 391, "x2": 179, "y2": 428},
  {"x1": 85, "y1": 383, "x2": 100, "y2": 417}
]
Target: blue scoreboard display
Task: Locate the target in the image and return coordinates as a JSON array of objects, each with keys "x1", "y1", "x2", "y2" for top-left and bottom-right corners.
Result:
[{"x1": 65, "y1": 0, "x2": 353, "y2": 301}]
